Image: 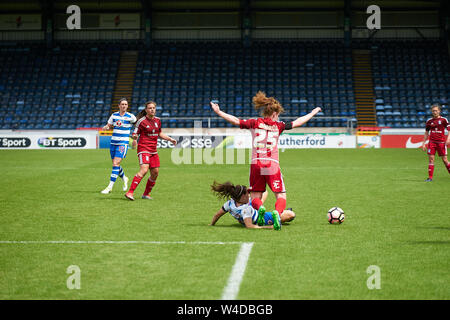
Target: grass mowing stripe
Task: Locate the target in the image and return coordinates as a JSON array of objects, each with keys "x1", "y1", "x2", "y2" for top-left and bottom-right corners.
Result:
[
  {"x1": 0, "y1": 240, "x2": 253, "y2": 300},
  {"x1": 1, "y1": 149, "x2": 449, "y2": 299}
]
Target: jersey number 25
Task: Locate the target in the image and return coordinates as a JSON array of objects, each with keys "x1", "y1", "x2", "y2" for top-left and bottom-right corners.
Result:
[{"x1": 253, "y1": 129, "x2": 278, "y2": 151}]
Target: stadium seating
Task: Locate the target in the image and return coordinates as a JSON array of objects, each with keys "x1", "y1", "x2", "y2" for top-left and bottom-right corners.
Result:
[
  {"x1": 0, "y1": 39, "x2": 448, "y2": 130},
  {"x1": 0, "y1": 43, "x2": 120, "y2": 130},
  {"x1": 133, "y1": 40, "x2": 356, "y2": 128},
  {"x1": 370, "y1": 40, "x2": 449, "y2": 128}
]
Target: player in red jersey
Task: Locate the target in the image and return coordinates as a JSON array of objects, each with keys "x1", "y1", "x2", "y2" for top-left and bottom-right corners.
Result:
[
  {"x1": 125, "y1": 101, "x2": 177, "y2": 200},
  {"x1": 421, "y1": 104, "x2": 450, "y2": 181},
  {"x1": 211, "y1": 91, "x2": 321, "y2": 229}
]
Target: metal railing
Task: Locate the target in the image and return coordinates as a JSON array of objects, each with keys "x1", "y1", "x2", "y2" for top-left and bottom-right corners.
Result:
[{"x1": 158, "y1": 116, "x2": 357, "y2": 133}]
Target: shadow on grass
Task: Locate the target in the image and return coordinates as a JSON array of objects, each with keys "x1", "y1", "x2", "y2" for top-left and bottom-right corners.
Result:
[
  {"x1": 416, "y1": 226, "x2": 450, "y2": 231},
  {"x1": 96, "y1": 196, "x2": 132, "y2": 201},
  {"x1": 197, "y1": 223, "x2": 293, "y2": 229},
  {"x1": 199, "y1": 224, "x2": 243, "y2": 229},
  {"x1": 396, "y1": 179, "x2": 435, "y2": 183},
  {"x1": 405, "y1": 241, "x2": 450, "y2": 245}
]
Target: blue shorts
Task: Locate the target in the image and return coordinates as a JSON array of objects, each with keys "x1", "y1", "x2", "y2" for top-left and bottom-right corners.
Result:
[
  {"x1": 264, "y1": 212, "x2": 274, "y2": 225},
  {"x1": 110, "y1": 144, "x2": 128, "y2": 159}
]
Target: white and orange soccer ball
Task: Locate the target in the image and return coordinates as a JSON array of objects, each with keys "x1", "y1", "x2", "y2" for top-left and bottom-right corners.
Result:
[{"x1": 327, "y1": 207, "x2": 345, "y2": 224}]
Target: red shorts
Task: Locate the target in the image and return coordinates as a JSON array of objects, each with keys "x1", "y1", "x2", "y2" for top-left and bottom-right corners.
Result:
[
  {"x1": 249, "y1": 161, "x2": 286, "y2": 193},
  {"x1": 138, "y1": 153, "x2": 160, "y2": 168},
  {"x1": 427, "y1": 141, "x2": 447, "y2": 157}
]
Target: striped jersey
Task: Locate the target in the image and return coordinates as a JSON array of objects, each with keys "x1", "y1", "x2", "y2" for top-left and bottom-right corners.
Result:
[
  {"x1": 222, "y1": 198, "x2": 258, "y2": 225},
  {"x1": 107, "y1": 112, "x2": 137, "y2": 145}
]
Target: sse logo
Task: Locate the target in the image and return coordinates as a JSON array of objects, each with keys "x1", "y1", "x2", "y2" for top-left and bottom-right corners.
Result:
[
  {"x1": 158, "y1": 137, "x2": 217, "y2": 148},
  {"x1": 0, "y1": 137, "x2": 31, "y2": 148},
  {"x1": 38, "y1": 137, "x2": 87, "y2": 148}
]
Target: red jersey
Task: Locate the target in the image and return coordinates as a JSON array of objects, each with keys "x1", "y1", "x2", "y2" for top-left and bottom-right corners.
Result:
[
  {"x1": 239, "y1": 118, "x2": 287, "y2": 164},
  {"x1": 425, "y1": 116, "x2": 449, "y2": 143},
  {"x1": 134, "y1": 116, "x2": 162, "y2": 154}
]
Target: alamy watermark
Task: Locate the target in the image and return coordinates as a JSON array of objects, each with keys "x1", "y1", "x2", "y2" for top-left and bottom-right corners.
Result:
[
  {"x1": 66, "y1": 265, "x2": 81, "y2": 290},
  {"x1": 169, "y1": 122, "x2": 251, "y2": 166},
  {"x1": 168, "y1": 122, "x2": 281, "y2": 176},
  {"x1": 366, "y1": 5, "x2": 381, "y2": 30},
  {"x1": 66, "y1": 5, "x2": 81, "y2": 30},
  {"x1": 366, "y1": 265, "x2": 381, "y2": 290},
  {"x1": 65, "y1": 4, "x2": 382, "y2": 31}
]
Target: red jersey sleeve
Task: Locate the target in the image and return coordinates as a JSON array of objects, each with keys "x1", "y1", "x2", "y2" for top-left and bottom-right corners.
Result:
[
  {"x1": 239, "y1": 119, "x2": 257, "y2": 129},
  {"x1": 134, "y1": 118, "x2": 144, "y2": 135},
  {"x1": 277, "y1": 121, "x2": 286, "y2": 135}
]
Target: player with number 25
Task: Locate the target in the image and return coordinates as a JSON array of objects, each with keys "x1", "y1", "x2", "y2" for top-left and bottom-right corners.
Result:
[{"x1": 210, "y1": 91, "x2": 321, "y2": 230}]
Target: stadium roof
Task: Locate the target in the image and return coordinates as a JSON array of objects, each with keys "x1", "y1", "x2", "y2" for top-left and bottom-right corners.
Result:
[{"x1": 0, "y1": 0, "x2": 445, "y2": 14}]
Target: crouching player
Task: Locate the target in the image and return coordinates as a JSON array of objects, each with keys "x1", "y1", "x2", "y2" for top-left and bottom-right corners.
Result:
[{"x1": 209, "y1": 181, "x2": 295, "y2": 230}]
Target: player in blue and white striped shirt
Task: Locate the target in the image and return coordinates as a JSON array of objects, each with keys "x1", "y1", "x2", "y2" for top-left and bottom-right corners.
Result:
[
  {"x1": 101, "y1": 98, "x2": 137, "y2": 194},
  {"x1": 209, "y1": 181, "x2": 295, "y2": 229}
]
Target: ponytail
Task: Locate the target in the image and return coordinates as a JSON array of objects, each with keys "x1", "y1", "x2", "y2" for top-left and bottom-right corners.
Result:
[
  {"x1": 252, "y1": 91, "x2": 284, "y2": 117},
  {"x1": 136, "y1": 109, "x2": 147, "y2": 121},
  {"x1": 137, "y1": 100, "x2": 158, "y2": 120},
  {"x1": 211, "y1": 181, "x2": 247, "y2": 202}
]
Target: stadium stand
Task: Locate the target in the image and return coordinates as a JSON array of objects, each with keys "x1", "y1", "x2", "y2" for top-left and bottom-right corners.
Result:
[
  {"x1": 133, "y1": 40, "x2": 356, "y2": 128},
  {"x1": 0, "y1": 39, "x2": 448, "y2": 130},
  {"x1": 0, "y1": 43, "x2": 120, "y2": 130},
  {"x1": 371, "y1": 39, "x2": 450, "y2": 128}
]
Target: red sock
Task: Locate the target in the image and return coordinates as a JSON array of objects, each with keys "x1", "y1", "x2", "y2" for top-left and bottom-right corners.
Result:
[
  {"x1": 143, "y1": 178, "x2": 156, "y2": 196},
  {"x1": 275, "y1": 198, "x2": 286, "y2": 214},
  {"x1": 128, "y1": 174, "x2": 143, "y2": 194},
  {"x1": 428, "y1": 163, "x2": 434, "y2": 179},
  {"x1": 446, "y1": 162, "x2": 450, "y2": 174},
  {"x1": 251, "y1": 198, "x2": 263, "y2": 210}
]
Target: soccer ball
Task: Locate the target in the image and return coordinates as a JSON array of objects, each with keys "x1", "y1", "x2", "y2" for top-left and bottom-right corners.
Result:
[{"x1": 327, "y1": 207, "x2": 345, "y2": 224}]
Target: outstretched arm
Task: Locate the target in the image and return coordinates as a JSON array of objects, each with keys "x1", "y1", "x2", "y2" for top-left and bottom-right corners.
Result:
[
  {"x1": 210, "y1": 102, "x2": 240, "y2": 126},
  {"x1": 243, "y1": 217, "x2": 273, "y2": 229},
  {"x1": 210, "y1": 208, "x2": 227, "y2": 226},
  {"x1": 291, "y1": 107, "x2": 322, "y2": 128},
  {"x1": 159, "y1": 132, "x2": 177, "y2": 146}
]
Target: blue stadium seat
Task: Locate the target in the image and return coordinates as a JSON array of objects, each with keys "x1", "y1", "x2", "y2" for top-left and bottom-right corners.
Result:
[
  {"x1": 2, "y1": 40, "x2": 446, "y2": 129},
  {"x1": 371, "y1": 39, "x2": 449, "y2": 127}
]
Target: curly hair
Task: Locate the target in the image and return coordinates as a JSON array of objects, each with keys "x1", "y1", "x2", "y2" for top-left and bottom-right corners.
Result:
[
  {"x1": 211, "y1": 181, "x2": 248, "y2": 202},
  {"x1": 252, "y1": 91, "x2": 284, "y2": 118}
]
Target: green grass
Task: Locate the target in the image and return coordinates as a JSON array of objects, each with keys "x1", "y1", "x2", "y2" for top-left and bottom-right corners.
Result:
[{"x1": 0, "y1": 148, "x2": 449, "y2": 299}]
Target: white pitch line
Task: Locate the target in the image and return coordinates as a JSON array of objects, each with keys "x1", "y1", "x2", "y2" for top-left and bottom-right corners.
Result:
[
  {"x1": 0, "y1": 240, "x2": 255, "y2": 300},
  {"x1": 0, "y1": 240, "x2": 245, "y2": 245},
  {"x1": 221, "y1": 242, "x2": 254, "y2": 300}
]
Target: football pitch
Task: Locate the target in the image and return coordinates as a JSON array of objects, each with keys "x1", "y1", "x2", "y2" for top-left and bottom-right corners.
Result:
[{"x1": 0, "y1": 148, "x2": 449, "y2": 300}]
